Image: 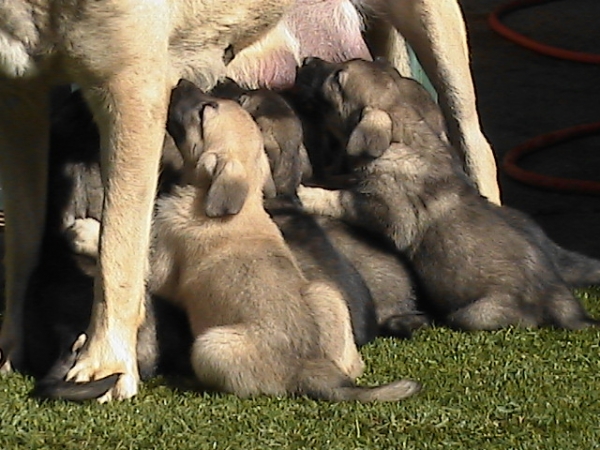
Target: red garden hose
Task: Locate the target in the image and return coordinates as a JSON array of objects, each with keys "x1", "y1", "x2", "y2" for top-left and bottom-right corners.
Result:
[{"x1": 488, "y1": 0, "x2": 600, "y2": 195}]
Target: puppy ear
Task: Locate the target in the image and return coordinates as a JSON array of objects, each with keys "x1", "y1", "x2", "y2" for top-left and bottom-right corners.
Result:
[
  {"x1": 202, "y1": 155, "x2": 249, "y2": 217},
  {"x1": 347, "y1": 107, "x2": 393, "y2": 158}
]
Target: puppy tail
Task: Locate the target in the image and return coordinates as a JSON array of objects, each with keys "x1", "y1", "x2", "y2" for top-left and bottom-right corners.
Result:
[
  {"x1": 299, "y1": 360, "x2": 421, "y2": 403},
  {"x1": 33, "y1": 375, "x2": 120, "y2": 402},
  {"x1": 545, "y1": 287, "x2": 600, "y2": 330},
  {"x1": 550, "y1": 245, "x2": 600, "y2": 287}
]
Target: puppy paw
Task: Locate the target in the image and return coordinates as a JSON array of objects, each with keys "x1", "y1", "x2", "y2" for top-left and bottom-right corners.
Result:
[
  {"x1": 297, "y1": 185, "x2": 339, "y2": 217},
  {"x1": 65, "y1": 218, "x2": 101, "y2": 258},
  {"x1": 296, "y1": 185, "x2": 319, "y2": 211},
  {"x1": 342, "y1": 353, "x2": 365, "y2": 380}
]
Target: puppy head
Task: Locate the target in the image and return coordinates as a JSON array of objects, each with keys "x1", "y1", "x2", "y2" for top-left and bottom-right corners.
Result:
[
  {"x1": 297, "y1": 57, "x2": 400, "y2": 122},
  {"x1": 297, "y1": 58, "x2": 397, "y2": 160},
  {"x1": 238, "y1": 90, "x2": 307, "y2": 196},
  {"x1": 167, "y1": 79, "x2": 274, "y2": 216},
  {"x1": 209, "y1": 77, "x2": 247, "y2": 101},
  {"x1": 167, "y1": 79, "x2": 219, "y2": 168}
]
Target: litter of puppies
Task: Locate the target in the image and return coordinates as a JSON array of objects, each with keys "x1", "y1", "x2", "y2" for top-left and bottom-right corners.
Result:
[{"x1": 20, "y1": 58, "x2": 600, "y2": 402}]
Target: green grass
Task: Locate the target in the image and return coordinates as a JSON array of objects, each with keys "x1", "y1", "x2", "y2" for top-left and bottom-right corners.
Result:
[{"x1": 1, "y1": 287, "x2": 599, "y2": 449}]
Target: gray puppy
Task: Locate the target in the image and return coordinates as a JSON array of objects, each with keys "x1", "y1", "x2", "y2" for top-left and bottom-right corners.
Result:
[
  {"x1": 315, "y1": 217, "x2": 429, "y2": 338},
  {"x1": 297, "y1": 57, "x2": 600, "y2": 331},
  {"x1": 236, "y1": 84, "x2": 427, "y2": 339},
  {"x1": 218, "y1": 82, "x2": 426, "y2": 340}
]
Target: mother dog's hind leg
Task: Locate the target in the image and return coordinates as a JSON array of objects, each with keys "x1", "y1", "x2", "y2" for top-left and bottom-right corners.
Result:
[
  {"x1": 64, "y1": 69, "x2": 169, "y2": 402},
  {"x1": 0, "y1": 80, "x2": 50, "y2": 373},
  {"x1": 362, "y1": 0, "x2": 501, "y2": 204}
]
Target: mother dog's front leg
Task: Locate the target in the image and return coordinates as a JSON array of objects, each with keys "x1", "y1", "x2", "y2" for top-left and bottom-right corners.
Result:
[
  {"x1": 363, "y1": 0, "x2": 501, "y2": 204},
  {"x1": 65, "y1": 72, "x2": 168, "y2": 402}
]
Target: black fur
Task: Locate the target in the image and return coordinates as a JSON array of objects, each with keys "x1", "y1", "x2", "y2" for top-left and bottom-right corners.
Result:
[{"x1": 266, "y1": 195, "x2": 378, "y2": 345}]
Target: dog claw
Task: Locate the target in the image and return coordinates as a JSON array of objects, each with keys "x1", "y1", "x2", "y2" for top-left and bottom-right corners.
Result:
[
  {"x1": 0, "y1": 341, "x2": 21, "y2": 374},
  {"x1": 0, "y1": 349, "x2": 10, "y2": 374},
  {"x1": 33, "y1": 374, "x2": 121, "y2": 402}
]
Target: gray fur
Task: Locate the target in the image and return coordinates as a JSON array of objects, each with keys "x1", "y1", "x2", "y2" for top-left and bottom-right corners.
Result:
[{"x1": 297, "y1": 58, "x2": 599, "y2": 331}]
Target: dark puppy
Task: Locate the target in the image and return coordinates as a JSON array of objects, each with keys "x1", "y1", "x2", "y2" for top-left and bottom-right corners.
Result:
[
  {"x1": 266, "y1": 196, "x2": 379, "y2": 345},
  {"x1": 229, "y1": 81, "x2": 427, "y2": 339},
  {"x1": 315, "y1": 218, "x2": 429, "y2": 338},
  {"x1": 288, "y1": 55, "x2": 449, "y2": 185},
  {"x1": 297, "y1": 58, "x2": 600, "y2": 331}
]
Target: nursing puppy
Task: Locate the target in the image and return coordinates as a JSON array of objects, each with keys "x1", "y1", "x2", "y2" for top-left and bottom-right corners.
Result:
[
  {"x1": 297, "y1": 58, "x2": 600, "y2": 331},
  {"x1": 153, "y1": 80, "x2": 419, "y2": 401},
  {"x1": 235, "y1": 85, "x2": 427, "y2": 339},
  {"x1": 210, "y1": 79, "x2": 313, "y2": 186}
]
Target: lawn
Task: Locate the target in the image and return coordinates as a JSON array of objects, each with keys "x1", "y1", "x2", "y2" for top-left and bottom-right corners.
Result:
[{"x1": 1, "y1": 287, "x2": 599, "y2": 449}]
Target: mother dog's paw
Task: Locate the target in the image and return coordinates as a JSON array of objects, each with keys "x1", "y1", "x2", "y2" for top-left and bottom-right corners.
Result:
[
  {"x1": 96, "y1": 373, "x2": 139, "y2": 403},
  {"x1": 65, "y1": 337, "x2": 139, "y2": 401},
  {"x1": 67, "y1": 361, "x2": 139, "y2": 402}
]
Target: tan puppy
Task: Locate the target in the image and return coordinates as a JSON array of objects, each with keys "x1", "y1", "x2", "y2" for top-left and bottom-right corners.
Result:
[
  {"x1": 0, "y1": 0, "x2": 497, "y2": 402},
  {"x1": 151, "y1": 80, "x2": 420, "y2": 401}
]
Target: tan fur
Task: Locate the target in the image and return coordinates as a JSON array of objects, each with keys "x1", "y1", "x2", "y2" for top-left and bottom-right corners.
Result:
[
  {"x1": 154, "y1": 83, "x2": 419, "y2": 401},
  {"x1": 0, "y1": 0, "x2": 294, "y2": 401},
  {"x1": 0, "y1": 0, "x2": 497, "y2": 401},
  {"x1": 155, "y1": 87, "x2": 363, "y2": 395}
]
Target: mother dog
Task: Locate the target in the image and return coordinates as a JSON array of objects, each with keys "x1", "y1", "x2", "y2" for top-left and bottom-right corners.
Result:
[{"x1": 0, "y1": 0, "x2": 498, "y2": 401}]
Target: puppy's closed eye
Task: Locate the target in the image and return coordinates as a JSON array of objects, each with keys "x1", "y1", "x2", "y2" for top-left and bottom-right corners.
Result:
[{"x1": 347, "y1": 107, "x2": 393, "y2": 158}]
